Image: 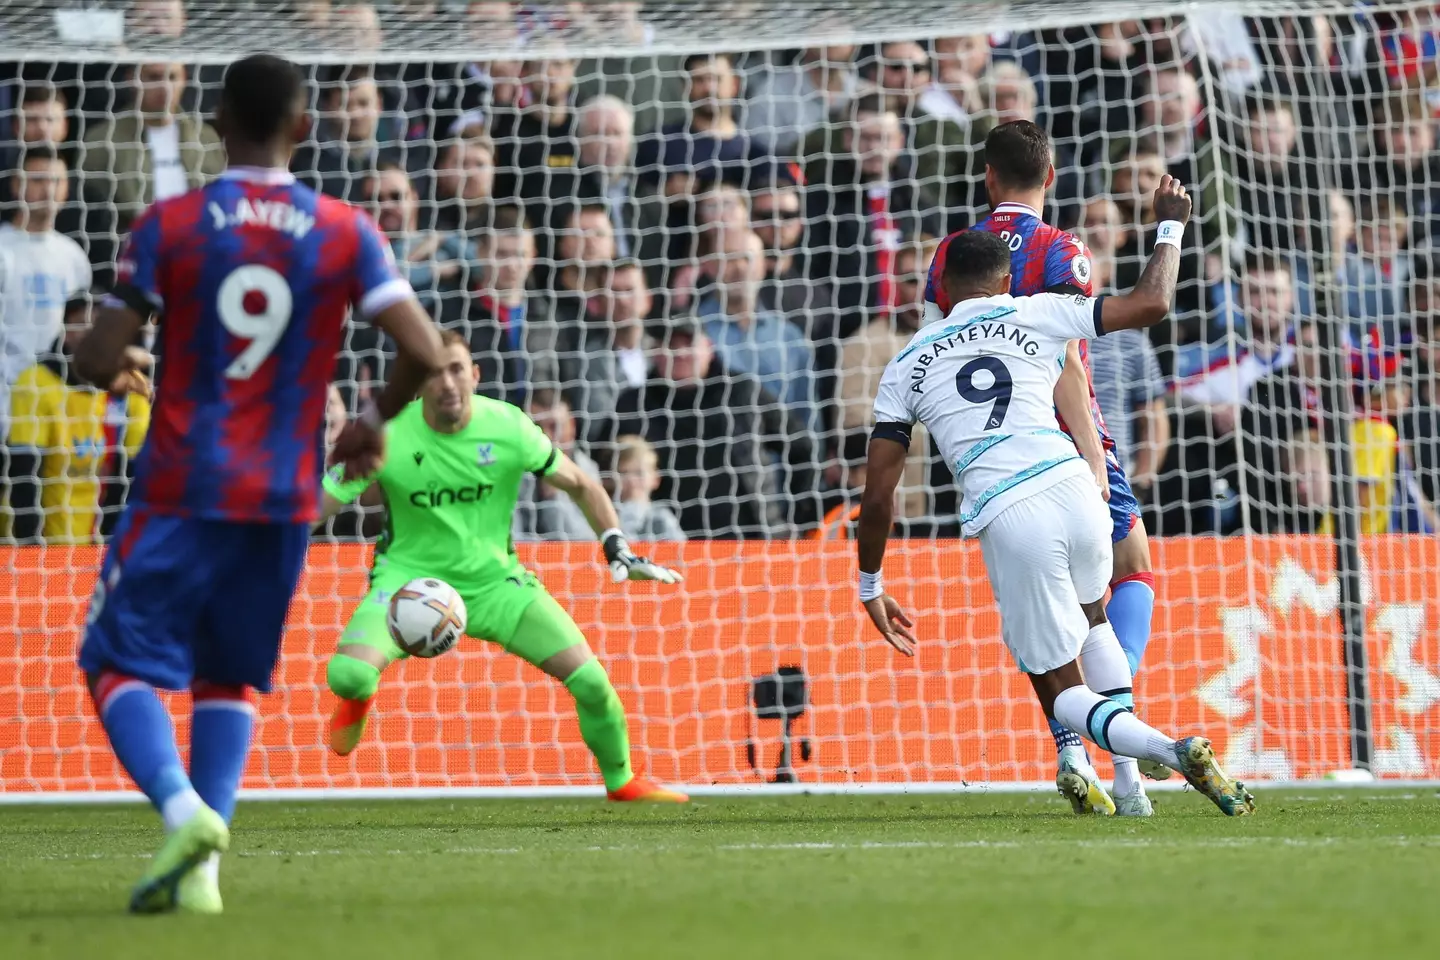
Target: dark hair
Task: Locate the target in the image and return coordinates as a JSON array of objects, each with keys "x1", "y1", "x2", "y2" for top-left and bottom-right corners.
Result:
[
  {"x1": 850, "y1": 92, "x2": 893, "y2": 119},
  {"x1": 684, "y1": 51, "x2": 733, "y2": 72},
  {"x1": 221, "y1": 54, "x2": 306, "y2": 143},
  {"x1": 941, "y1": 230, "x2": 1012, "y2": 290},
  {"x1": 984, "y1": 120, "x2": 1051, "y2": 190},
  {"x1": 19, "y1": 142, "x2": 61, "y2": 166},
  {"x1": 1243, "y1": 249, "x2": 1292, "y2": 277},
  {"x1": 489, "y1": 202, "x2": 530, "y2": 233},
  {"x1": 20, "y1": 83, "x2": 66, "y2": 107}
]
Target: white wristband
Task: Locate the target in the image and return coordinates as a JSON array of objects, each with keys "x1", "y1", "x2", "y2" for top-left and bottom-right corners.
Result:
[
  {"x1": 1155, "y1": 220, "x2": 1184, "y2": 249},
  {"x1": 859, "y1": 569, "x2": 884, "y2": 602}
]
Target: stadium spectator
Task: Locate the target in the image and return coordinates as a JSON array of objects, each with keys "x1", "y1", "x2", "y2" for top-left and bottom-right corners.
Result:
[
  {"x1": 573, "y1": 3, "x2": 687, "y2": 136},
  {"x1": 0, "y1": 84, "x2": 97, "y2": 263},
  {"x1": 5, "y1": 294, "x2": 150, "y2": 543},
  {"x1": 574, "y1": 96, "x2": 640, "y2": 256},
  {"x1": 1136, "y1": 63, "x2": 1235, "y2": 251},
  {"x1": 557, "y1": 259, "x2": 652, "y2": 439},
  {"x1": 1327, "y1": 189, "x2": 1356, "y2": 279},
  {"x1": 1110, "y1": 136, "x2": 1206, "y2": 347},
  {"x1": 1079, "y1": 198, "x2": 1170, "y2": 498},
  {"x1": 603, "y1": 316, "x2": 820, "y2": 537},
  {"x1": 80, "y1": 61, "x2": 223, "y2": 229},
  {"x1": 457, "y1": 203, "x2": 536, "y2": 404},
  {"x1": 923, "y1": 35, "x2": 991, "y2": 129},
  {"x1": 1176, "y1": 252, "x2": 1297, "y2": 436},
  {"x1": 290, "y1": 65, "x2": 396, "y2": 202},
  {"x1": 1235, "y1": 95, "x2": 1326, "y2": 257},
  {"x1": 835, "y1": 236, "x2": 933, "y2": 519},
  {"x1": 1403, "y1": 255, "x2": 1440, "y2": 506},
  {"x1": 0, "y1": 146, "x2": 93, "y2": 440},
  {"x1": 635, "y1": 52, "x2": 770, "y2": 196},
  {"x1": 493, "y1": 50, "x2": 580, "y2": 230},
  {"x1": 696, "y1": 227, "x2": 816, "y2": 426},
  {"x1": 1344, "y1": 95, "x2": 1440, "y2": 247},
  {"x1": 333, "y1": 2, "x2": 384, "y2": 54},
  {"x1": 612, "y1": 434, "x2": 687, "y2": 541},
  {"x1": 1335, "y1": 193, "x2": 1409, "y2": 342},
  {"x1": 804, "y1": 95, "x2": 942, "y2": 341},
  {"x1": 127, "y1": 0, "x2": 187, "y2": 40},
  {"x1": 753, "y1": 169, "x2": 836, "y2": 335},
  {"x1": 743, "y1": 45, "x2": 859, "y2": 155},
  {"x1": 366, "y1": 162, "x2": 470, "y2": 319},
  {"x1": 423, "y1": 132, "x2": 496, "y2": 234},
  {"x1": 514, "y1": 388, "x2": 600, "y2": 541}
]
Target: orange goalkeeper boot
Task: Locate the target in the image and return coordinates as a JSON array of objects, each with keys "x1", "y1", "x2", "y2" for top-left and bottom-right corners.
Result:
[
  {"x1": 329, "y1": 696, "x2": 374, "y2": 756},
  {"x1": 607, "y1": 776, "x2": 690, "y2": 803}
]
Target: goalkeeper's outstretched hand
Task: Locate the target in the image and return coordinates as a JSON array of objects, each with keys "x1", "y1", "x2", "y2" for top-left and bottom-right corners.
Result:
[{"x1": 601, "y1": 530, "x2": 684, "y2": 584}]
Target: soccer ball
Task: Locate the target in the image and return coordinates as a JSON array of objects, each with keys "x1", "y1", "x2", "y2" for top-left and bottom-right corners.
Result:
[{"x1": 386, "y1": 578, "x2": 467, "y2": 658}]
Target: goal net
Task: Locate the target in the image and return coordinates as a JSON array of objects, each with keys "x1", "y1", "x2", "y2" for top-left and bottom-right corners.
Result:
[{"x1": 3, "y1": 0, "x2": 1439, "y2": 799}]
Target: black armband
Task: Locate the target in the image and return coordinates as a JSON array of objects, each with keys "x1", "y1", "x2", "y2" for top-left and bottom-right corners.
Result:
[
  {"x1": 871, "y1": 421, "x2": 913, "y2": 450},
  {"x1": 533, "y1": 445, "x2": 558, "y2": 478},
  {"x1": 108, "y1": 282, "x2": 161, "y2": 321},
  {"x1": 1092, "y1": 295, "x2": 1109, "y2": 337}
]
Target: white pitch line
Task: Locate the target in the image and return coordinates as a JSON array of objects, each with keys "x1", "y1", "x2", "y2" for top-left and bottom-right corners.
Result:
[{"x1": 20, "y1": 834, "x2": 1440, "y2": 863}]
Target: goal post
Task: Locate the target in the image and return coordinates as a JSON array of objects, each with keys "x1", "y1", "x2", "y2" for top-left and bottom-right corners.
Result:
[{"x1": 4, "y1": 0, "x2": 1440, "y2": 802}]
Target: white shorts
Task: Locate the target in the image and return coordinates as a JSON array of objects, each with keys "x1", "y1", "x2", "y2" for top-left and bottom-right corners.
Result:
[{"x1": 978, "y1": 474, "x2": 1113, "y2": 674}]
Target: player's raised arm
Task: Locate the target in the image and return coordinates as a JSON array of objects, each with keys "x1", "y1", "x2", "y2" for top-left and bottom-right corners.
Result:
[
  {"x1": 74, "y1": 211, "x2": 160, "y2": 389},
  {"x1": 543, "y1": 452, "x2": 682, "y2": 585},
  {"x1": 367, "y1": 296, "x2": 446, "y2": 421},
  {"x1": 1095, "y1": 176, "x2": 1192, "y2": 333}
]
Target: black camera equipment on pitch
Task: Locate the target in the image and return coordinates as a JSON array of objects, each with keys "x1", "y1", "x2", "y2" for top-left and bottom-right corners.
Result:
[{"x1": 745, "y1": 666, "x2": 811, "y2": 783}]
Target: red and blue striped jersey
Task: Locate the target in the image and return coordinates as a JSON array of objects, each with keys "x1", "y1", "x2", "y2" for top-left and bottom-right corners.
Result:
[
  {"x1": 924, "y1": 201, "x2": 1112, "y2": 449},
  {"x1": 112, "y1": 167, "x2": 412, "y2": 523}
]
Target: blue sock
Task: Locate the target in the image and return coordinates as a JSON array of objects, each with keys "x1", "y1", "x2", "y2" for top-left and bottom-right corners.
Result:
[
  {"x1": 188, "y1": 683, "x2": 256, "y2": 823},
  {"x1": 92, "y1": 673, "x2": 196, "y2": 818},
  {"x1": 1107, "y1": 576, "x2": 1156, "y2": 675}
]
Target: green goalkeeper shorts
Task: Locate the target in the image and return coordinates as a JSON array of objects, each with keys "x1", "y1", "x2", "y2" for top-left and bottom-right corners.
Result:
[{"x1": 338, "y1": 556, "x2": 583, "y2": 665}]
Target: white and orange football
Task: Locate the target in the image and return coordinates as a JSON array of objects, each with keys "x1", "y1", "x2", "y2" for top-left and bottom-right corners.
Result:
[{"x1": 386, "y1": 578, "x2": 467, "y2": 658}]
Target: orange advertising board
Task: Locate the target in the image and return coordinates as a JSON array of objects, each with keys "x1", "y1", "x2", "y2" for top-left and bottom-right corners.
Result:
[{"x1": 3, "y1": 538, "x2": 1439, "y2": 794}]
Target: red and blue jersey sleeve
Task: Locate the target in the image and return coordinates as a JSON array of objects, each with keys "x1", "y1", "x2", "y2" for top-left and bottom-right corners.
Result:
[
  {"x1": 348, "y1": 207, "x2": 412, "y2": 319},
  {"x1": 923, "y1": 230, "x2": 959, "y2": 320},
  {"x1": 1041, "y1": 232, "x2": 1094, "y2": 296},
  {"x1": 111, "y1": 205, "x2": 166, "y2": 316}
]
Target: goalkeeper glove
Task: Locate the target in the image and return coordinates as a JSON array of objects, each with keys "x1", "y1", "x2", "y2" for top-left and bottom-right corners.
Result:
[{"x1": 601, "y1": 529, "x2": 683, "y2": 584}]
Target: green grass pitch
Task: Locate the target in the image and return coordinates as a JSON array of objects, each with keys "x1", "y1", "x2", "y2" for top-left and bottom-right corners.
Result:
[{"x1": 3, "y1": 789, "x2": 1438, "y2": 960}]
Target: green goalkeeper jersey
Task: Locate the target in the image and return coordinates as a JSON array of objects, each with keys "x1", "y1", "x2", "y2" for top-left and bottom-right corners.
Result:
[{"x1": 323, "y1": 395, "x2": 560, "y2": 587}]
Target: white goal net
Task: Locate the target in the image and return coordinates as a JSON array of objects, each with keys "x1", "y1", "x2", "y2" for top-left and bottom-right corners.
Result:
[{"x1": 3, "y1": 0, "x2": 1439, "y2": 799}]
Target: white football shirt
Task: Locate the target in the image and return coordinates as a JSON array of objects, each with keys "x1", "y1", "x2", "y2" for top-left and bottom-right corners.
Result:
[{"x1": 873, "y1": 292, "x2": 1107, "y2": 536}]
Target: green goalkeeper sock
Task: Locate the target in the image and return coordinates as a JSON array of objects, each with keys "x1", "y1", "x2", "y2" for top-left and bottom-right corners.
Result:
[{"x1": 562, "y1": 659, "x2": 634, "y2": 792}]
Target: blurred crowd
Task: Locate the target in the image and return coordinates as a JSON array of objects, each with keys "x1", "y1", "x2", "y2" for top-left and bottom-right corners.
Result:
[{"x1": 5, "y1": 1, "x2": 1440, "y2": 543}]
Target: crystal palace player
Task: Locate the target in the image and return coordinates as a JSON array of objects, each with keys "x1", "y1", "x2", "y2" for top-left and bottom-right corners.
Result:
[
  {"x1": 73, "y1": 55, "x2": 445, "y2": 915},
  {"x1": 924, "y1": 121, "x2": 1161, "y2": 816}
]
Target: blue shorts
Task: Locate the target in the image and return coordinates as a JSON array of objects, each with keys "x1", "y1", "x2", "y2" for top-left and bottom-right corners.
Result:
[
  {"x1": 79, "y1": 506, "x2": 310, "y2": 692},
  {"x1": 1106, "y1": 454, "x2": 1142, "y2": 545}
]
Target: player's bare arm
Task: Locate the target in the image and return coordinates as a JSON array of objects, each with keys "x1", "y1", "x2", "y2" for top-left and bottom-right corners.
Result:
[
  {"x1": 1054, "y1": 341, "x2": 1109, "y2": 501},
  {"x1": 543, "y1": 452, "x2": 683, "y2": 584},
  {"x1": 331, "y1": 297, "x2": 446, "y2": 477},
  {"x1": 367, "y1": 297, "x2": 446, "y2": 421},
  {"x1": 73, "y1": 302, "x2": 153, "y2": 391},
  {"x1": 856, "y1": 435, "x2": 917, "y2": 656},
  {"x1": 1096, "y1": 177, "x2": 1192, "y2": 333}
]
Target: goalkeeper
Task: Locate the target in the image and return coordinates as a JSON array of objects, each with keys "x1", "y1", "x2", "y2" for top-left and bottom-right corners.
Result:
[{"x1": 319, "y1": 332, "x2": 687, "y2": 803}]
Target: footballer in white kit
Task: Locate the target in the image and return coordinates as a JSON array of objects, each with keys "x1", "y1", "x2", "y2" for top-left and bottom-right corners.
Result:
[{"x1": 855, "y1": 176, "x2": 1254, "y2": 817}]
